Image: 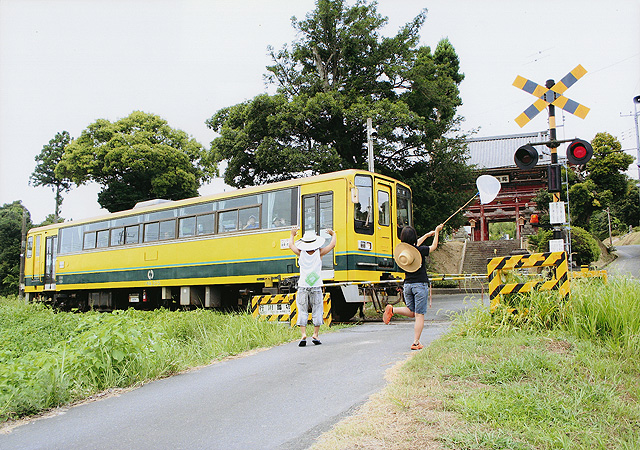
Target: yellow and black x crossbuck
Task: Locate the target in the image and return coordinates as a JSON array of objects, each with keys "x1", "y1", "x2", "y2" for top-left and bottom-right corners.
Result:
[{"x1": 513, "y1": 65, "x2": 590, "y2": 128}]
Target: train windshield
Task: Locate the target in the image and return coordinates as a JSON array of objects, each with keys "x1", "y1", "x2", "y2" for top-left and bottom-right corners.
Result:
[
  {"x1": 353, "y1": 175, "x2": 373, "y2": 235},
  {"x1": 396, "y1": 184, "x2": 412, "y2": 237}
]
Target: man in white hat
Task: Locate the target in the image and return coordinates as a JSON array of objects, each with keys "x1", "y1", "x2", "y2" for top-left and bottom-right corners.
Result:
[
  {"x1": 289, "y1": 227, "x2": 337, "y2": 347},
  {"x1": 384, "y1": 223, "x2": 443, "y2": 350}
]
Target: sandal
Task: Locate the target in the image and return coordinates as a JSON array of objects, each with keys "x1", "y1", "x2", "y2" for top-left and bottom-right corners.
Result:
[
  {"x1": 383, "y1": 304, "x2": 393, "y2": 324},
  {"x1": 298, "y1": 339, "x2": 307, "y2": 347},
  {"x1": 410, "y1": 343, "x2": 424, "y2": 350},
  {"x1": 312, "y1": 338, "x2": 322, "y2": 345}
]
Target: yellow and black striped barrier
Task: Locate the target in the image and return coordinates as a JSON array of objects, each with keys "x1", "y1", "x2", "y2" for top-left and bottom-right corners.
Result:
[
  {"x1": 250, "y1": 293, "x2": 332, "y2": 326},
  {"x1": 488, "y1": 251, "x2": 569, "y2": 312},
  {"x1": 250, "y1": 293, "x2": 296, "y2": 323},
  {"x1": 570, "y1": 265, "x2": 607, "y2": 282}
]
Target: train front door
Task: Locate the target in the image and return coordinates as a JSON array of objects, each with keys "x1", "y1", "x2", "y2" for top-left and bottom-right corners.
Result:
[
  {"x1": 44, "y1": 235, "x2": 57, "y2": 290},
  {"x1": 375, "y1": 180, "x2": 394, "y2": 269},
  {"x1": 302, "y1": 191, "x2": 334, "y2": 278}
]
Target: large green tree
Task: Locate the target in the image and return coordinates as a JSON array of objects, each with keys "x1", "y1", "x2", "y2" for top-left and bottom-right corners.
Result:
[
  {"x1": 206, "y1": 0, "x2": 473, "y2": 232},
  {"x1": 30, "y1": 131, "x2": 72, "y2": 222},
  {"x1": 0, "y1": 202, "x2": 31, "y2": 296},
  {"x1": 587, "y1": 132, "x2": 634, "y2": 200},
  {"x1": 57, "y1": 111, "x2": 213, "y2": 212}
]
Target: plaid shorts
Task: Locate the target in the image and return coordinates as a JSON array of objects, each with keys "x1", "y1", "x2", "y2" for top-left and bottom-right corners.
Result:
[{"x1": 296, "y1": 287, "x2": 324, "y2": 326}]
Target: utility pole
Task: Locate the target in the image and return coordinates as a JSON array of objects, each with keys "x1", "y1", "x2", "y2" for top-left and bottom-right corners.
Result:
[
  {"x1": 366, "y1": 117, "x2": 375, "y2": 173},
  {"x1": 19, "y1": 209, "x2": 27, "y2": 302},
  {"x1": 606, "y1": 207, "x2": 613, "y2": 247},
  {"x1": 620, "y1": 95, "x2": 640, "y2": 208}
]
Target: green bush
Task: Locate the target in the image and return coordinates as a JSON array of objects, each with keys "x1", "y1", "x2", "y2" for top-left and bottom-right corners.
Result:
[{"x1": 528, "y1": 225, "x2": 600, "y2": 266}]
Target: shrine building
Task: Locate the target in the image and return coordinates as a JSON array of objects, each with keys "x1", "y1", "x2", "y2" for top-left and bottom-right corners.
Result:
[{"x1": 465, "y1": 131, "x2": 551, "y2": 241}]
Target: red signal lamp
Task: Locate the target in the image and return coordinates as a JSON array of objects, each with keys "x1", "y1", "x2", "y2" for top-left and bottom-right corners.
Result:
[{"x1": 566, "y1": 139, "x2": 593, "y2": 165}]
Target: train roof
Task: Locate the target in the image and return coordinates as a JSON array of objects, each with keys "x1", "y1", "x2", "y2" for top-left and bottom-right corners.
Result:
[{"x1": 28, "y1": 169, "x2": 407, "y2": 233}]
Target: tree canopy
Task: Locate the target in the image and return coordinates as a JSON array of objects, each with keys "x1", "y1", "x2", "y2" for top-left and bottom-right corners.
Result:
[
  {"x1": 30, "y1": 131, "x2": 72, "y2": 222},
  {"x1": 206, "y1": 0, "x2": 473, "y2": 233},
  {"x1": 0, "y1": 201, "x2": 31, "y2": 296},
  {"x1": 57, "y1": 111, "x2": 213, "y2": 212}
]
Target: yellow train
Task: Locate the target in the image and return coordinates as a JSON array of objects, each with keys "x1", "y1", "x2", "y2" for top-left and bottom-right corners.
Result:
[{"x1": 24, "y1": 170, "x2": 412, "y2": 320}]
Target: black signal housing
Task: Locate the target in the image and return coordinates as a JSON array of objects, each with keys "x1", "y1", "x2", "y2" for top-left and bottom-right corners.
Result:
[
  {"x1": 566, "y1": 139, "x2": 593, "y2": 165},
  {"x1": 514, "y1": 144, "x2": 539, "y2": 170}
]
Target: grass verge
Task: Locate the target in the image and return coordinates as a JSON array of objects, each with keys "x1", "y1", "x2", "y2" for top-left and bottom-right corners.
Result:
[
  {"x1": 310, "y1": 277, "x2": 640, "y2": 450},
  {"x1": 0, "y1": 298, "x2": 335, "y2": 423}
]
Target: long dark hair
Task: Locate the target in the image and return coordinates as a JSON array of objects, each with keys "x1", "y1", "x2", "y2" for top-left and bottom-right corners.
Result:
[{"x1": 400, "y1": 226, "x2": 417, "y2": 246}]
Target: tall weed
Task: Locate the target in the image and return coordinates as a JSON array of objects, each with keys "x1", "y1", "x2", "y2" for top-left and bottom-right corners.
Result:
[
  {"x1": 452, "y1": 276, "x2": 640, "y2": 357},
  {"x1": 0, "y1": 298, "x2": 300, "y2": 422},
  {"x1": 563, "y1": 277, "x2": 640, "y2": 356}
]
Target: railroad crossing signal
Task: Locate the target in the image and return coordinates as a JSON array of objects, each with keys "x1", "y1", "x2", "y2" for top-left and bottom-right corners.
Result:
[
  {"x1": 566, "y1": 138, "x2": 594, "y2": 165},
  {"x1": 513, "y1": 65, "x2": 590, "y2": 128}
]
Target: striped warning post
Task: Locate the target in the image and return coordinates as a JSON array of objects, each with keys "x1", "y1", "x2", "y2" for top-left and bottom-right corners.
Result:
[
  {"x1": 488, "y1": 251, "x2": 569, "y2": 312},
  {"x1": 250, "y1": 293, "x2": 332, "y2": 326},
  {"x1": 250, "y1": 293, "x2": 296, "y2": 323}
]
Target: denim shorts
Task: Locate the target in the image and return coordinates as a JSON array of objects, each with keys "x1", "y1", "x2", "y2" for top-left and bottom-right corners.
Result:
[
  {"x1": 403, "y1": 282, "x2": 429, "y2": 315},
  {"x1": 296, "y1": 287, "x2": 324, "y2": 326}
]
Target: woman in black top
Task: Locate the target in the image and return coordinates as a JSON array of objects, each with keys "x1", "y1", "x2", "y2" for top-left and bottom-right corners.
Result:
[{"x1": 384, "y1": 223, "x2": 443, "y2": 350}]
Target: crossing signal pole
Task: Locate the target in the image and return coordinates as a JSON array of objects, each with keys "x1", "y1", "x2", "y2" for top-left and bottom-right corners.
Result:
[{"x1": 512, "y1": 65, "x2": 593, "y2": 253}]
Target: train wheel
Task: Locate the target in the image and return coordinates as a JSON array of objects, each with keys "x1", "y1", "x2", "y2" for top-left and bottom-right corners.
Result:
[{"x1": 326, "y1": 287, "x2": 360, "y2": 322}]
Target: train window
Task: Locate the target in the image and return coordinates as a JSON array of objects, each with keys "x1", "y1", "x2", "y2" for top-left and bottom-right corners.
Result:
[
  {"x1": 27, "y1": 236, "x2": 33, "y2": 258},
  {"x1": 159, "y1": 219, "x2": 176, "y2": 240},
  {"x1": 111, "y1": 227, "x2": 125, "y2": 246},
  {"x1": 396, "y1": 185, "x2": 412, "y2": 237},
  {"x1": 320, "y1": 194, "x2": 333, "y2": 230},
  {"x1": 264, "y1": 188, "x2": 295, "y2": 228},
  {"x1": 144, "y1": 222, "x2": 160, "y2": 242},
  {"x1": 354, "y1": 175, "x2": 373, "y2": 235},
  {"x1": 378, "y1": 190, "x2": 390, "y2": 226},
  {"x1": 96, "y1": 230, "x2": 110, "y2": 248},
  {"x1": 303, "y1": 196, "x2": 316, "y2": 233},
  {"x1": 218, "y1": 210, "x2": 238, "y2": 233},
  {"x1": 83, "y1": 232, "x2": 97, "y2": 250},
  {"x1": 125, "y1": 225, "x2": 140, "y2": 244},
  {"x1": 220, "y1": 194, "x2": 261, "y2": 210},
  {"x1": 197, "y1": 213, "x2": 215, "y2": 235},
  {"x1": 35, "y1": 235, "x2": 41, "y2": 256},
  {"x1": 179, "y1": 217, "x2": 196, "y2": 238},
  {"x1": 240, "y1": 207, "x2": 260, "y2": 230},
  {"x1": 146, "y1": 208, "x2": 177, "y2": 222},
  {"x1": 59, "y1": 226, "x2": 83, "y2": 254},
  {"x1": 180, "y1": 202, "x2": 214, "y2": 217},
  {"x1": 84, "y1": 220, "x2": 109, "y2": 232},
  {"x1": 111, "y1": 215, "x2": 142, "y2": 228}
]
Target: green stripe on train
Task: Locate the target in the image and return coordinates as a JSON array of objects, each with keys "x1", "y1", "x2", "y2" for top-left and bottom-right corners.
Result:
[{"x1": 55, "y1": 254, "x2": 395, "y2": 286}]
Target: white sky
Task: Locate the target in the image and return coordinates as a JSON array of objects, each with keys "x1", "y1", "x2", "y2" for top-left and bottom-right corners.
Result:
[{"x1": 1, "y1": 0, "x2": 639, "y2": 224}]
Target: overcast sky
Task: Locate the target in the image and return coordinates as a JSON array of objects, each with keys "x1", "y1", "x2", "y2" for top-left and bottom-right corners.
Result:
[{"x1": 1, "y1": 0, "x2": 639, "y2": 224}]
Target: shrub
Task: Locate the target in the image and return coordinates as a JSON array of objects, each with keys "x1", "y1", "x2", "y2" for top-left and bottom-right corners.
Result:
[{"x1": 528, "y1": 226, "x2": 600, "y2": 266}]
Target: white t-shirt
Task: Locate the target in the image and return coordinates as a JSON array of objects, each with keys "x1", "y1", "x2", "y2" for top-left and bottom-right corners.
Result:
[{"x1": 298, "y1": 249, "x2": 323, "y2": 287}]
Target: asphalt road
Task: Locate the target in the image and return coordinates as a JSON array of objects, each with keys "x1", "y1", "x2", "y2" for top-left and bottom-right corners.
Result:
[
  {"x1": 607, "y1": 244, "x2": 640, "y2": 278},
  {"x1": 0, "y1": 294, "x2": 480, "y2": 450}
]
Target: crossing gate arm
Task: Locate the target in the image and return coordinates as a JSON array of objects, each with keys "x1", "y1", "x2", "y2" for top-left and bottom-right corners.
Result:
[{"x1": 488, "y1": 251, "x2": 569, "y2": 312}]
